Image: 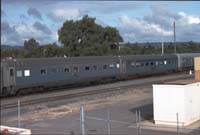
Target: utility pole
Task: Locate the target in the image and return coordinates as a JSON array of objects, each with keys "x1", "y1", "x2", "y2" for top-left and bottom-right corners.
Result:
[
  {"x1": 80, "y1": 105, "x2": 85, "y2": 135},
  {"x1": 173, "y1": 21, "x2": 176, "y2": 54},
  {"x1": 18, "y1": 99, "x2": 21, "y2": 128},
  {"x1": 161, "y1": 38, "x2": 164, "y2": 55}
]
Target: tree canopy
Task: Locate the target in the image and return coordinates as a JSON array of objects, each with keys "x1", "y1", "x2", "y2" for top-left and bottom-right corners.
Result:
[
  {"x1": 58, "y1": 15, "x2": 123, "y2": 56},
  {"x1": 24, "y1": 38, "x2": 39, "y2": 51}
]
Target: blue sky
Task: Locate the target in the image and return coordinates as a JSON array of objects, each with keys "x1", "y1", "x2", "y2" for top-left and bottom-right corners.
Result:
[{"x1": 1, "y1": 0, "x2": 200, "y2": 46}]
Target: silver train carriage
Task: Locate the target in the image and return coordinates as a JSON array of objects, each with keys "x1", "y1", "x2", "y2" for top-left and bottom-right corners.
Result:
[{"x1": 1, "y1": 53, "x2": 200, "y2": 96}]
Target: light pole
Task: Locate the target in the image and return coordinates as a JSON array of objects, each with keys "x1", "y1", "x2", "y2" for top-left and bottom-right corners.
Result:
[
  {"x1": 161, "y1": 38, "x2": 164, "y2": 55},
  {"x1": 173, "y1": 21, "x2": 176, "y2": 54},
  {"x1": 161, "y1": 20, "x2": 166, "y2": 55},
  {"x1": 161, "y1": 20, "x2": 176, "y2": 54}
]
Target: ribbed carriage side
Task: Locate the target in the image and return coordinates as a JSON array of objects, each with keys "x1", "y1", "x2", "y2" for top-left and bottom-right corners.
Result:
[
  {"x1": 176, "y1": 53, "x2": 200, "y2": 71},
  {"x1": 13, "y1": 56, "x2": 120, "y2": 94},
  {"x1": 123, "y1": 54, "x2": 178, "y2": 77},
  {"x1": 0, "y1": 62, "x2": 3, "y2": 95}
]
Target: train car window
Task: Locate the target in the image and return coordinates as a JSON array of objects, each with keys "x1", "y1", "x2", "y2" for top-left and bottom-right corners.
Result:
[
  {"x1": 93, "y1": 66, "x2": 97, "y2": 70},
  {"x1": 64, "y1": 68, "x2": 70, "y2": 72},
  {"x1": 103, "y1": 65, "x2": 107, "y2": 70},
  {"x1": 155, "y1": 61, "x2": 159, "y2": 66},
  {"x1": 116, "y1": 64, "x2": 120, "y2": 68},
  {"x1": 24, "y1": 70, "x2": 30, "y2": 76},
  {"x1": 136, "y1": 62, "x2": 141, "y2": 67},
  {"x1": 183, "y1": 58, "x2": 187, "y2": 62},
  {"x1": 150, "y1": 62, "x2": 154, "y2": 66},
  {"x1": 145, "y1": 62, "x2": 149, "y2": 66},
  {"x1": 130, "y1": 62, "x2": 135, "y2": 67},
  {"x1": 159, "y1": 61, "x2": 164, "y2": 65},
  {"x1": 141, "y1": 63, "x2": 144, "y2": 67},
  {"x1": 109, "y1": 64, "x2": 115, "y2": 68},
  {"x1": 40, "y1": 69, "x2": 47, "y2": 75},
  {"x1": 17, "y1": 70, "x2": 23, "y2": 77},
  {"x1": 10, "y1": 69, "x2": 14, "y2": 76},
  {"x1": 85, "y1": 66, "x2": 90, "y2": 71},
  {"x1": 164, "y1": 60, "x2": 167, "y2": 65},
  {"x1": 73, "y1": 67, "x2": 79, "y2": 72}
]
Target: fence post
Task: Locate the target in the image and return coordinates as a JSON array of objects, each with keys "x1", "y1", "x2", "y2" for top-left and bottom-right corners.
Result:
[
  {"x1": 17, "y1": 99, "x2": 21, "y2": 128},
  {"x1": 138, "y1": 111, "x2": 141, "y2": 135},
  {"x1": 107, "y1": 107, "x2": 111, "y2": 135},
  {"x1": 80, "y1": 105, "x2": 85, "y2": 135},
  {"x1": 135, "y1": 110, "x2": 138, "y2": 123}
]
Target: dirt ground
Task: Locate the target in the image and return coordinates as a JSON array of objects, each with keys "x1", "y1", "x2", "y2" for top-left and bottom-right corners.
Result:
[{"x1": 3, "y1": 85, "x2": 152, "y2": 125}]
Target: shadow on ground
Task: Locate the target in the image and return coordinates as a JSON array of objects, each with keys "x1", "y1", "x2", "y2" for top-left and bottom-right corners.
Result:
[{"x1": 129, "y1": 103, "x2": 153, "y2": 122}]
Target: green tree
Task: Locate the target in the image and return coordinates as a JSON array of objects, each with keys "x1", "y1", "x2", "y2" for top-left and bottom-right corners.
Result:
[
  {"x1": 58, "y1": 15, "x2": 123, "y2": 56},
  {"x1": 24, "y1": 38, "x2": 39, "y2": 51},
  {"x1": 23, "y1": 38, "x2": 40, "y2": 57}
]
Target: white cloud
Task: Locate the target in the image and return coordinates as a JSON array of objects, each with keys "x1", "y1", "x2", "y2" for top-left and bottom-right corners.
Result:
[
  {"x1": 1, "y1": 35, "x2": 7, "y2": 44},
  {"x1": 178, "y1": 12, "x2": 200, "y2": 25},
  {"x1": 119, "y1": 15, "x2": 172, "y2": 36},
  {"x1": 1, "y1": 22, "x2": 56, "y2": 45},
  {"x1": 15, "y1": 23, "x2": 44, "y2": 41},
  {"x1": 48, "y1": 8, "x2": 83, "y2": 22},
  {"x1": 117, "y1": 6, "x2": 200, "y2": 43}
]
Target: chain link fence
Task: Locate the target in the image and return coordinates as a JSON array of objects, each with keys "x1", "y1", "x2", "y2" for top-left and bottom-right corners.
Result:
[{"x1": 79, "y1": 105, "x2": 200, "y2": 135}]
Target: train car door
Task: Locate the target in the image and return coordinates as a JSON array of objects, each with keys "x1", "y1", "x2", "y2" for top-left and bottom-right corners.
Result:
[
  {"x1": 119, "y1": 59, "x2": 126, "y2": 78},
  {"x1": 72, "y1": 65, "x2": 80, "y2": 78},
  {"x1": 7, "y1": 67, "x2": 16, "y2": 86}
]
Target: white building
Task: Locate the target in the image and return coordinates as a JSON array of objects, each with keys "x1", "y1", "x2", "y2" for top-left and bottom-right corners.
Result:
[{"x1": 153, "y1": 81, "x2": 200, "y2": 126}]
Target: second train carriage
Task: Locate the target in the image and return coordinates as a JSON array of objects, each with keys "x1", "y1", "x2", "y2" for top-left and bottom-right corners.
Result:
[
  {"x1": 1, "y1": 53, "x2": 200, "y2": 96},
  {"x1": 176, "y1": 53, "x2": 200, "y2": 70},
  {"x1": 123, "y1": 55, "x2": 178, "y2": 77}
]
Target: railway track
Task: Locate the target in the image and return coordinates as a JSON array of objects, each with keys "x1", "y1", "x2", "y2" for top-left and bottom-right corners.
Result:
[{"x1": 1, "y1": 74, "x2": 193, "y2": 110}]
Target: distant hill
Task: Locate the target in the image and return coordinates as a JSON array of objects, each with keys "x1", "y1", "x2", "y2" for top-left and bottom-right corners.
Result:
[{"x1": 1, "y1": 45, "x2": 24, "y2": 50}]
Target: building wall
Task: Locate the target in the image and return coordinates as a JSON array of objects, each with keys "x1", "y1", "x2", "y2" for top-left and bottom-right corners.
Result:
[
  {"x1": 153, "y1": 82, "x2": 200, "y2": 126},
  {"x1": 185, "y1": 83, "x2": 200, "y2": 125},
  {"x1": 194, "y1": 57, "x2": 200, "y2": 80}
]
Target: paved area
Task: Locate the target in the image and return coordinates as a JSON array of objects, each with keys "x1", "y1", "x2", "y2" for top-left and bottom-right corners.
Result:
[{"x1": 1, "y1": 76, "x2": 200, "y2": 135}]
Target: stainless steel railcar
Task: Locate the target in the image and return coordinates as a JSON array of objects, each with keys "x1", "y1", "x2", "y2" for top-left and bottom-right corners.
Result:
[
  {"x1": 176, "y1": 53, "x2": 200, "y2": 70},
  {"x1": 1, "y1": 53, "x2": 200, "y2": 96}
]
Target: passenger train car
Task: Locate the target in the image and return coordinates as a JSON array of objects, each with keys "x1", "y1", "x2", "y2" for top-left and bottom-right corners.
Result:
[{"x1": 1, "y1": 53, "x2": 200, "y2": 96}]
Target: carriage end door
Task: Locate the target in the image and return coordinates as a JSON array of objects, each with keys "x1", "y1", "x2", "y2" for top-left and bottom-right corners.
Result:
[{"x1": 7, "y1": 67, "x2": 16, "y2": 86}]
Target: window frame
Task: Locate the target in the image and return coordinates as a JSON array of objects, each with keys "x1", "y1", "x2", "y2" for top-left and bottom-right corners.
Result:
[
  {"x1": 16, "y1": 70, "x2": 23, "y2": 77},
  {"x1": 40, "y1": 69, "x2": 47, "y2": 75},
  {"x1": 9, "y1": 68, "x2": 14, "y2": 77},
  {"x1": 85, "y1": 66, "x2": 90, "y2": 71},
  {"x1": 73, "y1": 66, "x2": 79, "y2": 73},
  {"x1": 24, "y1": 70, "x2": 30, "y2": 77},
  {"x1": 103, "y1": 65, "x2": 108, "y2": 70},
  {"x1": 93, "y1": 65, "x2": 97, "y2": 70},
  {"x1": 64, "y1": 67, "x2": 70, "y2": 73}
]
